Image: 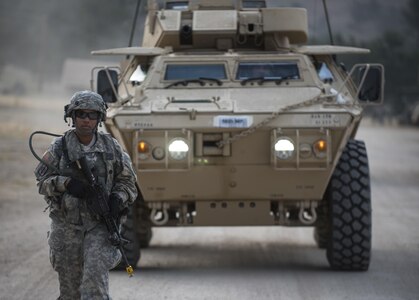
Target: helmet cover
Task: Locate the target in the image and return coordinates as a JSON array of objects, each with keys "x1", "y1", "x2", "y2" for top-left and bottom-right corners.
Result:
[{"x1": 64, "y1": 90, "x2": 107, "y2": 121}]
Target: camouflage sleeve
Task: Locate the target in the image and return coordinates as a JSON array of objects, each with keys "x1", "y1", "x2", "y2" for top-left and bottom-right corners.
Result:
[
  {"x1": 111, "y1": 138, "x2": 138, "y2": 206},
  {"x1": 34, "y1": 137, "x2": 68, "y2": 198}
]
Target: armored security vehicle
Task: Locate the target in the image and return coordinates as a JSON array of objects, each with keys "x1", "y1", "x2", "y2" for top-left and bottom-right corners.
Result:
[{"x1": 91, "y1": 0, "x2": 384, "y2": 271}]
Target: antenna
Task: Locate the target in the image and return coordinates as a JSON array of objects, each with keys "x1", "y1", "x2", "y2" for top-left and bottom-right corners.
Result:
[
  {"x1": 128, "y1": 0, "x2": 143, "y2": 49},
  {"x1": 322, "y1": 0, "x2": 334, "y2": 45}
]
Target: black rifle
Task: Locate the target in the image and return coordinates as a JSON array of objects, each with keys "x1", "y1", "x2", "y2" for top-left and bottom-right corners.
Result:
[{"x1": 76, "y1": 156, "x2": 134, "y2": 277}]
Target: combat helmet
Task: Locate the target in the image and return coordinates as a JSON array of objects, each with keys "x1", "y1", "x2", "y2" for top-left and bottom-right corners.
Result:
[{"x1": 64, "y1": 90, "x2": 108, "y2": 123}]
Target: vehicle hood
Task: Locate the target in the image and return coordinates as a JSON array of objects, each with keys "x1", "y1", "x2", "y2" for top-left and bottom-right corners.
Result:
[{"x1": 145, "y1": 87, "x2": 322, "y2": 113}]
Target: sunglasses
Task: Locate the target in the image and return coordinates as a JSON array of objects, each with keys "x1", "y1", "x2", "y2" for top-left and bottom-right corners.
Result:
[{"x1": 75, "y1": 110, "x2": 100, "y2": 120}]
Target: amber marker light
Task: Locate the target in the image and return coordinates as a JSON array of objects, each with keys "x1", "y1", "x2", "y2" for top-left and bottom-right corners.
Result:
[
  {"x1": 313, "y1": 139, "x2": 327, "y2": 158},
  {"x1": 137, "y1": 140, "x2": 151, "y2": 160},
  {"x1": 137, "y1": 141, "x2": 149, "y2": 153}
]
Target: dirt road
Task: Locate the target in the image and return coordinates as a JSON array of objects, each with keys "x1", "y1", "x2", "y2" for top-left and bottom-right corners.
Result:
[{"x1": 0, "y1": 96, "x2": 418, "y2": 300}]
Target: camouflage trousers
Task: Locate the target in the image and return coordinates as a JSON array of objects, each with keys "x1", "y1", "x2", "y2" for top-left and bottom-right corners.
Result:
[{"x1": 48, "y1": 217, "x2": 121, "y2": 300}]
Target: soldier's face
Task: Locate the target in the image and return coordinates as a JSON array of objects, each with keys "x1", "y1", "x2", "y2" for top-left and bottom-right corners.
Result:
[{"x1": 74, "y1": 109, "x2": 99, "y2": 136}]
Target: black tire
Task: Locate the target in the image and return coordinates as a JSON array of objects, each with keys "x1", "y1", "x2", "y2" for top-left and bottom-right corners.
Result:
[
  {"x1": 325, "y1": 139, "x2": 372, "y2": 271},
  {"x1": 136, "y1": 200, "x2": 153, "y2": 248},
  {"x1": 115, "y1": 203, "x2": 141, "y2": 270},
  {"x1": 314, "y1": 199, "x2": 329, "y2": 249}
]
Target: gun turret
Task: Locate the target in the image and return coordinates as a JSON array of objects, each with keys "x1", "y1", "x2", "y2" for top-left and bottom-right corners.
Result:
[{"x1": 143, "y1": 0, "x2": 308, "y2": 51}]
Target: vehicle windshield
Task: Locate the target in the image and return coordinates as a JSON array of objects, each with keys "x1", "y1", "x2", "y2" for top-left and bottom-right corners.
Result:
[
  {"x1": 165, "y1": 1, "x2": 189, "y2": 10},
  {"x1": 242, "y1": 0, "x2": 266, "y2": 8},
  {"x1": 164, "y1": 64, "x2": 227, "y2": 80},
  {"x1": 236, "y1": 62, "x2": 300, "y2": 80}
]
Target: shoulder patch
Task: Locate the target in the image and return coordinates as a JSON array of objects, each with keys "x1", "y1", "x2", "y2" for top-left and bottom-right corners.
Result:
[
  {"x1": 35, "y1": 164, "x2": 48, "y2": 177},
  {"x1": 35, "y1": 152, "x2": 54, "y2": 177}
]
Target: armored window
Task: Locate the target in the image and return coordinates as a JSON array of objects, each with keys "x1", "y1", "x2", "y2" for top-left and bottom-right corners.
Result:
[
  {"x1": 165, "y1": 1, "x2": 189, "y2": 10},
  {"x1": 242, "y1": 0, "x2": 266, "y2": 9},
  {"x1": 236, "y1": 62, "x2": 300, "y2": 80},
  {"x1": 164, "y1": 64, "x2": 227, "y2": 80}
]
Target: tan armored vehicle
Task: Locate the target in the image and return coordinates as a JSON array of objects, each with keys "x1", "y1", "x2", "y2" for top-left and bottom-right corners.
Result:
[{"x1": 91, "y1": 0, "x2": 384, "y2": 271}]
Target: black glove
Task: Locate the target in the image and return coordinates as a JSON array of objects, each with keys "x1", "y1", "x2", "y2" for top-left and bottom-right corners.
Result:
[
  {"x1": 109, "y1": 193, "x2": 124, "y2": 219},
  {"x1": 66, "y1": 178, "x2": 92, "y2": 198}
]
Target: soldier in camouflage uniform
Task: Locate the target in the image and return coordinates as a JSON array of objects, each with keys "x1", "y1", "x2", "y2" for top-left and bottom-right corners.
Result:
[{"x1": 35, "y1": 91, "x2": 138, "y2": 300}]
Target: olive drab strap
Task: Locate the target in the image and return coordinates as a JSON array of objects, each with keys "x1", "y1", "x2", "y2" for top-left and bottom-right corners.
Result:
[
  {"x1": 101, "y1": 134, "x2": 116, "y2": 162},
  {"x1": 61, "y1": 133, "x2": 70, "y2": 163}
]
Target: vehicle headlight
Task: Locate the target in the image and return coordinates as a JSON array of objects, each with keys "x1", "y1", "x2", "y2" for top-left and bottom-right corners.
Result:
[
  {"x1": 168, "y1": 139, "x2": 189, "y2": 160},
  {"x1": 274, "y1": 138, "x2": 295, "y2": 160}
]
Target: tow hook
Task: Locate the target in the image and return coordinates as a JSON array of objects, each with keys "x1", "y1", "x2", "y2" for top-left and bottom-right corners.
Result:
[
  {"x1": 150, "y1": 203, "x2": 169, "y2": 226},
  {"x1": 298, "y1": 201, "x2": 318, "y2": 225}
]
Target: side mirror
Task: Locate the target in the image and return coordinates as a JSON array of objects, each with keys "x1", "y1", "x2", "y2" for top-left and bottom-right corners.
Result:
[
  {"x1": 351, "y1": 64, "x2": 385, "y2": 104},
  {"x1": 97, "y1": 69, "x2": 119, "y2": 103}
]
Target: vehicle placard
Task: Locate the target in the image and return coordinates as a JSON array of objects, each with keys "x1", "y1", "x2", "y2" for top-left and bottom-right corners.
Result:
[{"x1": 213, "y1": 115, "x2": 253, "y2": 128}]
